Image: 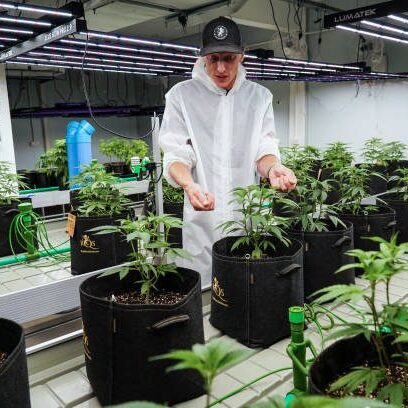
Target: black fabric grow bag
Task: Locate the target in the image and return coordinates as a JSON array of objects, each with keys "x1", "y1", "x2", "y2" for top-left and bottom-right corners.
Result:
[
  {"x1": 0, "y1": 199, "x2": 33, "y2": 257},
  {"x1": 35, "y1": 171, "x2": 49, "y2": 188},
  {"x1": 309, "y1": 333, "x2": 406, "y2": 396},
  {"x1": 0, "y1": 319, "x2": 30, "y2": 408},
  {"x1": 20, "y1": 170, "x2": 36, "y2": 189},
  {"x1": 70, "y1": 213, "x2": 131, "y2": 275},
  {"x1": 110, "y1": 162, "x2": 126, "y2": 175},
  {"x1": 339, "y1": 205, "x2": 396, "y2": 254},
  {"x1": 383, "y1": 194, "x2": 408, "y2": 243},
  {"x1": 163, "y1": 202, "x2": 183, "y2": 247},
  {"x1": 289, "y1": 221, "x2": 355, "y2": 300},
  {"x1": 210, "y1": 237, "x2": 304, "y2": 348},
  {"x1": 356, "y1": 164, "x2": 388, "y2": 195},
  {"x1": 80, "y1": 268, "x2": 204, "y2": 406}
]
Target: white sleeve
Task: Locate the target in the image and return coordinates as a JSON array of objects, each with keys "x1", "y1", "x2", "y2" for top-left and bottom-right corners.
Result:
[
  {"x1": 255, "y1": 91, "x2": 281, "y2": 163},
  {"x1": 159, "y1": 88, "x2": 197, "y2": 188}
]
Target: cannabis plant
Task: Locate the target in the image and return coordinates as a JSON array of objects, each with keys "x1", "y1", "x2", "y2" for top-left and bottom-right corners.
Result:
[
  {"x1": 100, "y1": 138, "x2": 122, "y2": 164},
  {"x1": 100, "y1": 138, "x2": 149, "y2": 166},
  {"x1": 312, "y1": 235, "x2": 408, "y2": 406},
  {"x1": 94, "y1": 213, "x2": 190, "y2": 302},
  {"x1": 154, "y1": 338, "x2": 252, "y2": 408},
  {"x1": 38, "y1": 139, "x2": 68, "y2": 187},
  {"x1": 127, "y1": 139, "x2": 149, "y2": 164},
  {"x1": 384, "y1": 141, "x2": 406, "y2": 163},
  {"x1": 218, "y1": 185, "x2": 297, "y2": 259},
  {"x1": 162, "y1": 178, "x2": 184, "y2": 204},
  {"x1": 334, "y1": 165, "x2": 384, "y2": 215},
  {"x1": 388, "y1": 168, "x2": 408, "y2": 201},
  {"x1": 281, "y1": 144, "x2": 321, "y2": 182},
  {"x1": 69, "y1": 161, "x2": 130, "y2": 217},
  {"x1": 290, "y1": 174, "x2": 345, "y2": 232},
  {"x1": 0, "y1": 161, "x2": 28, "y2": 205},
  {"x1": 322, "y1": 142, "x2": 354, "y2": 171},
  {"x1": 362, "y1": 137, "x2": 388, "y2": 166}
]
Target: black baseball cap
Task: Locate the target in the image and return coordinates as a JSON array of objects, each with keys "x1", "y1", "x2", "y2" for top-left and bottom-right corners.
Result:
[{"x1": 200, "y1": 16, "x2": 244, "y2": 56}]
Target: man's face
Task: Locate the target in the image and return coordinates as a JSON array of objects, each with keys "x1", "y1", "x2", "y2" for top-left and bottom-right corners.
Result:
[{"x1": 204, "y1": 52, "x2": 244, "y2": 90}]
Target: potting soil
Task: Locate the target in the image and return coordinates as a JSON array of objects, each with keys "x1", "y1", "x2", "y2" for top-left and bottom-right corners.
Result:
[
  {"x1": 0, "y1": 352, "x2": 7, "y2": 368},
  {"x1": 327, "y1": 364, "x2": 408, "y2": 407}
]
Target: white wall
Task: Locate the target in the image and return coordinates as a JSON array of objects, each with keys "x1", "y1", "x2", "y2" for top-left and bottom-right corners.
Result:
[
  {"x1": 305, "y1": 1, "x2": 408, "y2": 158},
  {"x1": 306, "y1": 80, "x2": 408, "y2": 159}
]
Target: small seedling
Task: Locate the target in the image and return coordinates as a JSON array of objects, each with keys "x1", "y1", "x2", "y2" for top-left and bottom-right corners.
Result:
[{"x1": 153, "y1": 338, "x2": 253, "y2": 408}]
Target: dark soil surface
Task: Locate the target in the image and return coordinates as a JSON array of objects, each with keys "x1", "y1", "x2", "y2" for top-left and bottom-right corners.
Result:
[
  {"x1": 327, "y1": 365, "x2": 408, "y2": 407},
  {"x1": 113, "y1": 290, "x2": 186, "y2": 305},
  {"x1": 0, "y1": 352, "x2": 8, "y2": 368}
]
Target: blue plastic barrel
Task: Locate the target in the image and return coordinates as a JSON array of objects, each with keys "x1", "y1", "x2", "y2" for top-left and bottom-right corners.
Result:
[
  {"x1": 76, "y1": 120, "x2": 96, "y2": 175},
  {"x1": 66, "y1": 121, "x2": 80, "y2": 181}
]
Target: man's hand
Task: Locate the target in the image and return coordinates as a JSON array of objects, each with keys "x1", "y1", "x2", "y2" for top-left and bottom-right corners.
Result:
[
  {"x1": 185, "y1": 182, "x2": 215, "y2": 211},
  {"x1": 268, "y1": 164, "x2": 297, "y2": 192}
]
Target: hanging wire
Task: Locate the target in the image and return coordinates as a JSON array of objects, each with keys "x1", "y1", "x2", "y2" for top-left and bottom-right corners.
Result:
[
  {"x1": 79, "y1": 33, "x2": 157, "y2": 140},
  {"x1": 269, "y1": 0, "x2": 287, "y2": 59}
]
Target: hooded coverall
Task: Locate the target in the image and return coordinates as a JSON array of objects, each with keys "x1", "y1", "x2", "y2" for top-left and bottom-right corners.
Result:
[{"x1": 160, "y1": 57, "x2": 280, "y2": 288}]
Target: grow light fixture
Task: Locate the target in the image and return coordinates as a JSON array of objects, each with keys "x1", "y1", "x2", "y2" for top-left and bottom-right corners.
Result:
[
  {"x1": 0, "y1": 36, "x2": 18, "y2": 42},
  {"x1": 361, "y1": 20, "x2": 408, "y2": 36},
  {"x1": 269, "y1": 57, "x2": 361, "y2": 71},
  {"x1": 324, "y1": 1, "x2": 408, "y2": 29},
  {"x1": 336, "y1": 24, "x2": 408, "y2": 45},
  {"x1": 388, "y1": 14, "x2": 408, "y2": 24},
  {"x1": 0, "y1": 15, "x2": 51, "y2": 27},
  {"x1": 14, "y1": 56, "x2": 175, "y2": 74},
  {"x1": 0, "y1": 27, "x2": 33, "y2": 35},
  {"x1": 7, "y1": 60, "x2": 157, "y2": 76},
  {"x1": 0, "y1": 1, "x2": 73, "y2": 17},
  {"x1": 80, "y1": 31, "x2": 199, "y2": 52},
  {"x1": 27, "y1": 51, "x2": 191, "y2": 72}
]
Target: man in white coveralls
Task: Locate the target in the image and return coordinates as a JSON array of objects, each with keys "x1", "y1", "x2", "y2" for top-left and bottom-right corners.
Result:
[{"x1": 160, "y1": 16, "x2": 297, "y2": 288}]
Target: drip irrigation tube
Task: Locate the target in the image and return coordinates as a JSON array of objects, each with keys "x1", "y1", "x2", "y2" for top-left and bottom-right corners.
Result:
[{"x1": 0, "y1": 246, "x2": 70, "y2": 267}]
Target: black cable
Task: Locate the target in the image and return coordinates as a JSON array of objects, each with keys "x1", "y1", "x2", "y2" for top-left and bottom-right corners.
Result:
[
  {"x1": 67, "y1": 70, "x2": 73, "y2": 101},
  {"x1": 53, "y1": 75, "x2": 68, "y2": 103},
  {"x1": 268, "y1": 0, "x2": 287, "y2": 59},
  {"x1": 80, "y1": 33, "x2": 157, "y2": 140},
  {"x1": 293, "y1": 0, "x2": 303, "y2": 35},
  {"x1": 286, "y1": 2, "x2": 291, "y2": 34},
  {"x1": 13, "y1": 72, "x2": 25, "y2": 110},
  {"x1": 93, "y1": 71, "x2": 105, "y2": 104}
]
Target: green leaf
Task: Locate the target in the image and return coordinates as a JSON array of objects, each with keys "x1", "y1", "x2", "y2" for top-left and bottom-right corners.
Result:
[
  {"x1": 378, "y1": 383, "x2": 406, "y2": 407},
  {"x1": 329, "y1": 366, "x2": 385, "y2": 395},
  {"x1": 312, "y1": 284, "x2": 364, "y2": 305}
]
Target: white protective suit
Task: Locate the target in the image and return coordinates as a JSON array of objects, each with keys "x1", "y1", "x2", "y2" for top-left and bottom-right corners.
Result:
[{"x1": 159, "y1": 57, "x2": 280, "y2": 288}]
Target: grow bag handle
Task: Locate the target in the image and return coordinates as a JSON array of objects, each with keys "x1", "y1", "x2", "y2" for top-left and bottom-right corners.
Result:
[
  {"x1": 275, "y1": 263, "x2": 302, "y2": 278},
  {"x1": 150, "y1": 314, "x2": 190, "y2": 331},
  {"x1": 331, "y1": 236, "x2": 352, "y2": 249},
  {"x1": 383, "y1": 220, "x2": 397, "y2": 230}
]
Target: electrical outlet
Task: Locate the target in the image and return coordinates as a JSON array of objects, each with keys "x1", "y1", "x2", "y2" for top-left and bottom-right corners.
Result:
[{"x1": 29, "y1": 140, "x2": 40, "y2": 147}]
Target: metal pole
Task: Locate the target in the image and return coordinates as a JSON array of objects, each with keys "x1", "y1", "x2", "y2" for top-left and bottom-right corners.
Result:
[{"x1": 151, "y1": 114, "x2": 163, "y2": 218}]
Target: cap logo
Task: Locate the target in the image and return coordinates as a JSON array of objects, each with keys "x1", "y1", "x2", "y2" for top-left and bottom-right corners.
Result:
[{"x1": 213, "y1": 25, "x2": 228, "y2": 40}]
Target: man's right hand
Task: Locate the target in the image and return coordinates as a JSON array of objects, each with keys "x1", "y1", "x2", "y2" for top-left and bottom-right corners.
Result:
[{"x1": 184, "y1": 182, "x2": 215, "y2": 211}]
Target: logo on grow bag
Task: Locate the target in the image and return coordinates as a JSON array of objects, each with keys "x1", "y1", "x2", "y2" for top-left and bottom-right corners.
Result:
[
  {"x1": 212, "y1": 277, "x2": 228, "y2": 307},
  {"x1": 80, "y1": 234, "x2": 99, "y2": 253},
  {"x1": 82, "y1": 323, "x2": 92, "y2": 360}
]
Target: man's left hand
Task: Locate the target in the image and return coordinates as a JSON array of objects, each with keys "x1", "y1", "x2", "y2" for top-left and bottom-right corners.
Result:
[{"x1": 268, "y1": 164, "x2": 297, "y2": 192}]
